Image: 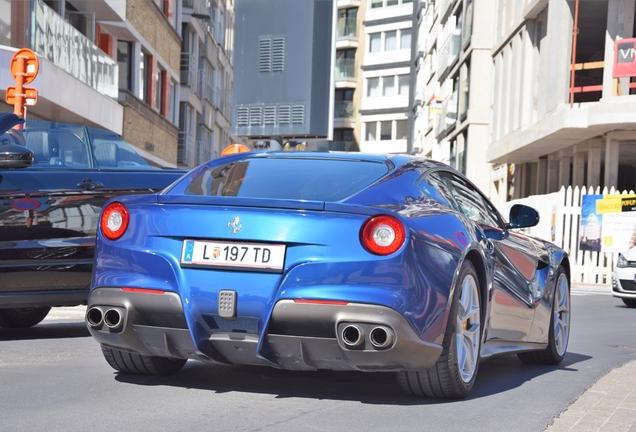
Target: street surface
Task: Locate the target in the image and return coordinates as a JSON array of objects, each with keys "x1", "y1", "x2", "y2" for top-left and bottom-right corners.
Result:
[{"x1": 0, "y1": 285, "x2": 634, "y2": 432}]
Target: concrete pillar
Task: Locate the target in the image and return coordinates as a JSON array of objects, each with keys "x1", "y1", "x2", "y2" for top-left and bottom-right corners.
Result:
[
  {"x1": 537, "y1": 156, "x2": 548, "y2": 194},
  {"x1": 546, "y1": 0, "x2": 574, "y2": 109},
  {"x1": 604, "y1": 133, "x2": 620, "y2": 190},
  {"x1": 572, "y1": 150, "x2": 586, "y2": 188},
  {"x1": 528, "y1": 162, "x2": 538, "y2": 196},
  {"x1": 547, "y1": 156, "x2": 560, "y2": 192},
  {"x1": 512, "y1": 163, "x2": 524, "y2": 199},
  {"x1": 559, "y1": 154, "x2": 572, "y2": 189},
  {"x1": 604, "y1": 0, "x2": 636, "y2": 97},
  {"x1": 587, "y1": 141, "x2": 602, "y2": 189}
]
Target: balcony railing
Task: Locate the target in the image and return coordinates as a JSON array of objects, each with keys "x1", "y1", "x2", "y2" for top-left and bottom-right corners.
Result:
[
  {"x1": 196, "y1": 140, "x2": 211, "y2": 165},
  {"x1": 334, "y1": 101, "x2": 355, "y2": 119},
  {"x1": 336, "y1": 17, "x2": 358, "y2": 38},
  {"x1": 31, "y1": 0, "x2": 118, "y2": 99},
  {"x1": 437, "y1": 29, "x2": 460, "y2": 79},
  {"x1": 178, "y1": 131, "x2": 194, "y2": 165},
  {"x1": 335, "y1": 58, "x2": 356, "y2": 80},
  {"x1": 181, "y1": 53, "x2": 197, "y2": 90}
]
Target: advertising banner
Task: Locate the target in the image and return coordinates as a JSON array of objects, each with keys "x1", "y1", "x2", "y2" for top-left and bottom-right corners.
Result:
[{"x1": 580, "y1": 194, "x2": 636, "y2": 253}]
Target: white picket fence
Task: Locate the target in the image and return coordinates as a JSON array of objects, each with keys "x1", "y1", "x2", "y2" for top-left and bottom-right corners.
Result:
[{"x1": 500, "y1": 186, "x2": 635, "y2": 285}]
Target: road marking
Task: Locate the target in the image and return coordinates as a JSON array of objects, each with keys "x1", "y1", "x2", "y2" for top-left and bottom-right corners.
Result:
[{"x1": 571, "y1": 286, "x2": 611, "y2": 296}]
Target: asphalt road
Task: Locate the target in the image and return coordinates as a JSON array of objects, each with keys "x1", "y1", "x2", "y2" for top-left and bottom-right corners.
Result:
[{"x1": 0, "y1": 286, "x2": 634, "y2": 432}]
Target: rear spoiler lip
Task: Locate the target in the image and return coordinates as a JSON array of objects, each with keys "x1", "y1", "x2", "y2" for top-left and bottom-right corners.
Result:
[{"x1": 156, "y1": 195, "x2": 386, "y2": 216}]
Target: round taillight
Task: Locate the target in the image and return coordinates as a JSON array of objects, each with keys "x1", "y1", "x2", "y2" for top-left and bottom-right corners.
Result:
[
  {"x1": 101, "y1": 202, "x2": 129, "y2": 241},
  {"x1": 360, "y1": 215, "x2": 406, "y2": 256}
]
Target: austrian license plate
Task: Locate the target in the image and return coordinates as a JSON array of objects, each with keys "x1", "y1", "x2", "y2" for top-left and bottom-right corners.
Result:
[{"x1": 180, "y1": 239, "x2": 286, "y2": 273}]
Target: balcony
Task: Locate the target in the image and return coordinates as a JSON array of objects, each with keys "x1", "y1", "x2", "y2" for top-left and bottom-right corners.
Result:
[
  {"x1": 31, "y1": 0, "x2": 117, "y2": 99},
  {"x1": 181, "y1": 53, "x2": 197, "y2": 90},
  {"x1": 337, "y1": 17, "x2": 358, "y2": 39},
  {"x1": 178, "y1": 131, "x2": 195, "y2": 166},
  {"x1": 437, "y1": 29, "x2": 460, "y2": 80},
  {"x1": 335, "y1": 58, "x2": 357, "y2": 88},
  {"x1": 334, "y1": 100, "x2": 355, "y2": 119}
]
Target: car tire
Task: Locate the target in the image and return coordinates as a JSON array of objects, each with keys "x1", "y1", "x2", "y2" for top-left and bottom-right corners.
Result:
[
  {"x1": 518, "y1": 266, "x2": 570, "y2": 365},
  {"x1": 622, "y1": 298, "x2": 636, "y2": 308},
  {"x1": 397, "y1": 260, "x2": 482, "y2": 399},
  {"x1": 0, "y1": 307, "x2": 51, "y2": 328},
  {"x1": 101, "y1": 345, "x2": 187, "y2": 375}
]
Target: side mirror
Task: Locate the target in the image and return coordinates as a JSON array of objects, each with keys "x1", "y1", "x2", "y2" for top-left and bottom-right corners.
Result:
[
  {"x1": 508, "y1": 204, "x2": 540, "y2": 229},
  {"x1": 0, "y1": 143, "x2": 34, "y2": 169}
]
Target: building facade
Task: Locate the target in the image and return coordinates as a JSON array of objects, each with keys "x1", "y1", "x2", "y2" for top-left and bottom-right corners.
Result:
[
  {"x1": 179, "y1": 0, "x2": 238, "y2": 170},
  {"x1": 488, "y1": 0, "x2": 636, "y2": 202},
  {"x1": 411, "y1": 0, "x2": 496, "y2": 197},
  {"x1": 1, "y1": 0, "x2": 238, "y2": 169},
  {"x1": 359, "y1": 0, "x2": 413, "y2": 154}
]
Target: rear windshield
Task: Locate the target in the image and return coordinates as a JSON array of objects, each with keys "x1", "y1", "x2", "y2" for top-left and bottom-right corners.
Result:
[{"x1": 174, "y1": 157, "x2": 389, "y2": 201}]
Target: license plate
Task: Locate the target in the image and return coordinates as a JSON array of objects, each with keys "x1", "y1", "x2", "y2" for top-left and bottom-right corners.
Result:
[{"x1": 180, "y1": 239, "x2": 286, "y2": 273}]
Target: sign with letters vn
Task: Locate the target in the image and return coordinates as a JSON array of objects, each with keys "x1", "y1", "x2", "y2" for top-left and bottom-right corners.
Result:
[{"x1": 613, "y1": 38, "x2": 636, "y2": 78}]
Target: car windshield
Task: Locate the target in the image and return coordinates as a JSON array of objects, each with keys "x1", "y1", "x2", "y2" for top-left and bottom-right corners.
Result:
[
  {"x1": 174, "y1": 157, "x2": 389, "y2": 201},
  {"x1": 0, "y1": 117, "x2": 156, "y2": 170}
]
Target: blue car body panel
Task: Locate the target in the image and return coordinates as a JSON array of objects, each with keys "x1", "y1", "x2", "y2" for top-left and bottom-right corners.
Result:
[{"x1": 87, "y1": 152, "x2": 569, "y2": 372}]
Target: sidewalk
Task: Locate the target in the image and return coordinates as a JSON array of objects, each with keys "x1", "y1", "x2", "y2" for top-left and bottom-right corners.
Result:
[{"x1": 544, "y1": 359, "x2": 636, "y2": 431}]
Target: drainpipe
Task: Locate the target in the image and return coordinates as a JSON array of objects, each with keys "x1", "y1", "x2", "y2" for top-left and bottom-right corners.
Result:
[{"x1": 569, "y1": 0, "x2": 580, "y2": 107}]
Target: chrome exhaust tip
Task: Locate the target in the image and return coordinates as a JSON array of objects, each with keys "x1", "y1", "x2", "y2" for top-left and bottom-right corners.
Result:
[
  {"x1": 369, "y1": 326, "x2": 394, "y2": 349},
  {"x1": 341, "y1": 324, "x2": 365, "y2": 347},
  {"x1": 86, "y1": 307, "x2": 104, "y2": 329},
  {"x1": 104, "y1": 308, "x2": 124, "y2": 331}
]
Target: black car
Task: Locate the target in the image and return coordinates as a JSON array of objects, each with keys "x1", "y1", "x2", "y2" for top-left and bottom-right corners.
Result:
[{"x1": 0, "y1": 113, "x2": 186, "y2": 328}]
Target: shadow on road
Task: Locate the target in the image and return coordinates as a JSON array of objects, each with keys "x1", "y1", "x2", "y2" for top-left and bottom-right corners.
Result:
[
  {"x1": 112, "y1": 351, "x2": 592, "y2": 404},
  {"x1": 0, "y1": 321, "x2": 90, "y2": 341}
]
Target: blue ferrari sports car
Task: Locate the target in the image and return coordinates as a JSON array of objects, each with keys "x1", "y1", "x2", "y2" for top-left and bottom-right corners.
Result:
[{"x1": 86, "y1": 151, "x2": 571, "y2": 399}]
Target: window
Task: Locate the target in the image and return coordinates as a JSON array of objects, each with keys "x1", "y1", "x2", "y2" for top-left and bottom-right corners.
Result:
[
  {"x1": 418, "y1": 172, "x2": 454, "y2": 207},
  {"x1": 441, "y1": 172, "x2": 501, "y2": 227},
  {"x1": 400, "y1": 29, "x2": 411, "y2": 50},
  {"x1": 384, "y1": 30, "x2": 397, "y2": 51},
  {"x1": 367, "y1": 77, "x2": 379, "y2": 97},
  {"x1": 179, "y1": 158, "x2": 389, "y2": 201},
  {"x1": 380, "y1": 121, "x2": 392, "y2": 140},
  {"x1": 382, "y1": 76, "x2": 395, "y2": 96},
  {"x1": 395, "y1": 120, "x2": 407, "y2": 140},
  {"x1": 117, "y1": 41, "x2": 132, "y2": 91},
  {"x1": 365, "y1": 122, "x2": 377, "y2": 141},
  {"x1": 398, "y1": 75, "x2": 409, "y2": 95},
  {"x1": 139, "y1": 49, "x2": 151, "y2": 103},
  {"x1": 169, "y1": 79, "x2": 178, "y2": 125},
  {"x1": 369, "y1": 33, "x2": 381, "y2": 52},
  {"x1": 371, "y1": 0, "x2": 383, "y2": 8},
  {"x1": 387, "y1": 0, "x2": 398, "y2": 5}
]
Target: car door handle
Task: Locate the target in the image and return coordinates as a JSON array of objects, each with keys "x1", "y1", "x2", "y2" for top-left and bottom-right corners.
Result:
[{"x1": 77, "y1": 179, "x2": 104, "y2": 190}]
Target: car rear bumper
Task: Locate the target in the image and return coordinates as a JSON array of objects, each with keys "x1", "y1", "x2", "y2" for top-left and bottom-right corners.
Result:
[{"x1": 87, "y1": 288, "x2": 443, "y2": 372}]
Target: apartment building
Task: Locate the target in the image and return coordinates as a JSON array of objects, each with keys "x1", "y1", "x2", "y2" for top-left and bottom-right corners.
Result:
[
  {"x1": 488, "y1": 0, "x2": 636, "y2": 202},
  {"x1": 411, "y1": 0, "x2": 496, "y2": 197},
  {"x1": 359, "y1": 0, "x2": 413, "y2": 154},
  {"x1": 179, "y1": 0, "x2": 238, "y2": 169}
]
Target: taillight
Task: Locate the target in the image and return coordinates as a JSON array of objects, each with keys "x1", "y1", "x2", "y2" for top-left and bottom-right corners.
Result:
[
  {"x1": 101, "y1": 202, "x2": 129, "y2": 241},
  {"x1": 360, "y1": 215, "x2": 406, "y2": 256}
]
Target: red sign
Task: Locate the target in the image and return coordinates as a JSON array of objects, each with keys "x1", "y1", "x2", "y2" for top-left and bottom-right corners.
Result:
[
  {"x1": 613, "y1": 38, "x2": 636, "y2": 78},
  {"x1": 12, "y1": 198, "x2": 41, "y2": 211}
]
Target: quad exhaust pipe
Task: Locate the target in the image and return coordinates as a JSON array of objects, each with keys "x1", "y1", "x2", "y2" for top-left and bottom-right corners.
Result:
[
  {"x1": 341, "y1": 324, "x2": 364, "y2": 347},
  {"x1": 339, "y1": 323, "x2": 395, "y2": 350},
  {"x1": 369, "y1": 326, "x2": 394, "y2": 349},
  {"x1": 86, "y1": 306, "x2": 125, "y2": 332}
]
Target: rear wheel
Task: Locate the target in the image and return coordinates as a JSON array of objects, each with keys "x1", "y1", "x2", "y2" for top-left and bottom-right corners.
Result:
[
  {"x1": 622, "y1": 298, "x2": 636, "y2": 308},
  {"x1": 397, "y1": 260, "x2": 482, "y2": 398},
  {"x1": 518, "y1": 267, "x2": 570, "y2": 364},
  {"x1": 0, "y1": 307, "x2": 51, "y2": 328},
  {"x1": 101, "y1": 345, "x2": 187, "y2": 375}
]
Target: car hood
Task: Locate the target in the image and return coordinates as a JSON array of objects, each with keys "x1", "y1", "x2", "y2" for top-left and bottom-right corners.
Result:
[
  {"x1": 0, "y1": 113, "x2": 24, "y2": 134},
  {"x1": 621, "y1": 246, "x2": 636, "y2": 260}
]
